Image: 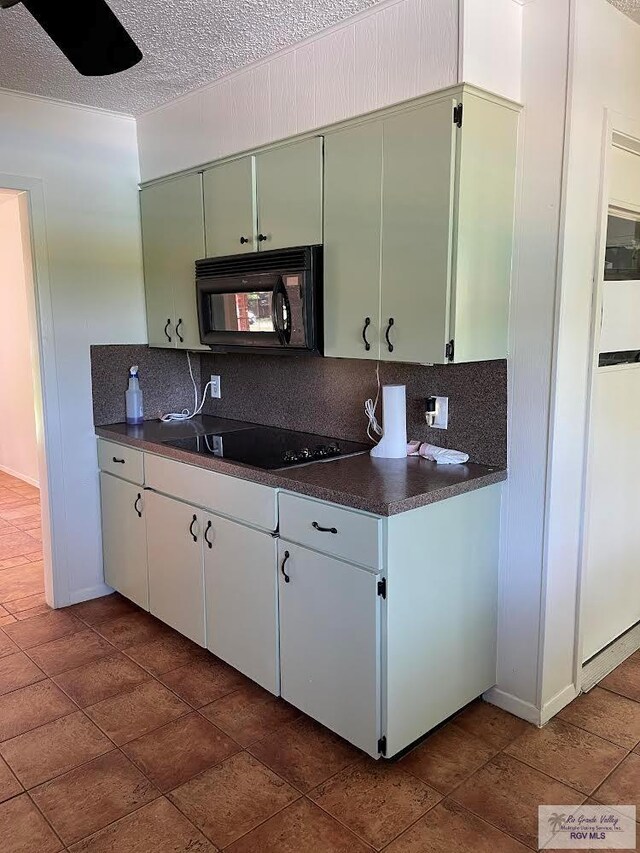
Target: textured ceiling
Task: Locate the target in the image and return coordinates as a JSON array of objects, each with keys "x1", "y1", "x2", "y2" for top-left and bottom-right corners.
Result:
[
  {"x1": 0, "y1": 0, "x2": 382, "y2": 115},
  {"x1": 608, "y1": 0, "x2": 640, "y2": 24}
]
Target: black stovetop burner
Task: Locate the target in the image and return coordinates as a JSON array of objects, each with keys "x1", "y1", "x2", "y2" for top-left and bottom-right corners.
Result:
[{"x1": 164, "y1": 425, "x2": 370, "y2": 471}]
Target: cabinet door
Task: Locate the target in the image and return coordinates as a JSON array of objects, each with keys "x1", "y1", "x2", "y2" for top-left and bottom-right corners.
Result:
[
  {"x1": 278, "y1": 541, "x2": 381, "y2": 756},
  {"x1": 145, "y1": 490, "x2": 205, "y2": 646},
  {"x1": 140, "y1": 174, "x2": 205, "y2": 350},
  {"x1": 324, "y1": 123, "x2": 383, "y2": 359},
  {"x1": 380, "y1": 100, "x2": 456, "y2": 364},
  {"x1": 256, "y1": 137, "x2": 323, "y2": 251},
  {"x1": 203, "y1": 158, "x2": 256, "y2": 257},
  {"x1": 100, "y1": 473, "x2": 148, "y2": 610},
  {"x1": 204, "y1": 514, "x2": 279, "y2": 694}
]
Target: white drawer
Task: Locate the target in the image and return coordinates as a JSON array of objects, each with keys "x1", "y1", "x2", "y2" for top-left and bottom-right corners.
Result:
[
  {"x1": 145, "y1": 453, "x2": 277, "y2": 532},
  {"x1": 279, "y1": 492, "x2": 382, "y2": 571},
  {"x1": 97, "y1": 439, "x2": 145, "y2": 485}
]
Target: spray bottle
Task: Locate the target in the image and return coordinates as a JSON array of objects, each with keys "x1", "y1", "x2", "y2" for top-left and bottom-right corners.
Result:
[{"x1": 125, "y1": 365, "x2": 144, "y2": 425}]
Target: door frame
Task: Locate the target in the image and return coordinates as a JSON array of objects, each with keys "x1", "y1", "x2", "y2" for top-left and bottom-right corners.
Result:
[
  {"x1": 0, "y1": 173, "x2": 65, "y2": 608},
  {"x1": 573, "y1": 112, "x2": 640, "y2": 690}
]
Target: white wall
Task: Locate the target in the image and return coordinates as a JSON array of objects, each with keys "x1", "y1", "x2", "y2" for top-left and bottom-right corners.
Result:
[
  {"x1": 541, "y1": 0, "x2": 640, "y2": 711},
  {"x1": 137, "y1": 0, "x2": 460, "y2": 181},
  {"x1": 0, "y1": 91, "x2": 146, "y2": 605},
  {"x1": 0, "y1": 193, "x2": 38, "y2": 485},
  {"x1": 459, "y1": 0, "x2": 522, "y2": 103}
]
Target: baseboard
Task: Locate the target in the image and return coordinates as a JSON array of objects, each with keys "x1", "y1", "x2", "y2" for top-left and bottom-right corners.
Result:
[
  {"x1": 582, "y1": 622, "x2": 640, "y2": 692},
  {"x1": 61, "y1": 582, "x2": 114, "y2": 608},
  {"x1": 540, "y1": 683, "x2": 578, "y2": 725},
  {"x1": 483, "y1": 686, "x2": 542, "y2": 726},
  {"x1": 0, "y1": 463, "x2": 39, "y2": 488}
]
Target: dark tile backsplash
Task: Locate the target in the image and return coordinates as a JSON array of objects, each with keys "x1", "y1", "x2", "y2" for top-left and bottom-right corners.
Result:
[{"x1": 91, "y1": 346, "x2": 507, "y2": 467}]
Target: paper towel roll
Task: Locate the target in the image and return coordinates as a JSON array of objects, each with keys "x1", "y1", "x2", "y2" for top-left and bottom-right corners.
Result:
[{"x1": 370, "y1": 384, "x2": 407, "y2": 459}]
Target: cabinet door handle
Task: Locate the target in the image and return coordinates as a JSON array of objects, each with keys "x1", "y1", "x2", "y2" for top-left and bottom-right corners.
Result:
[
  {"x1": 176, "y1": 318, "x2": 184, "y2": 343},
  {"x1": 312, "y1": 521, "x2": 338, "y2": 534},
  {"x1": 384, "y1": 318, "x2": 395, "y2": 353},
  {"x1": 362, "y1": 317, "x2": 371, "y2": 352},
  {"x1": 112, "y1": 457, "x2": 125, "y2": 464},
  {"x1": 134, "y1": 493, "x2": 142, "y2": 518},
  {"x1": 240, "y1": 236, "x2": 249, "y2": 244},
  {"x1": 258, "y1": 233, "x2": 268, "y2": 242},
  {"x1": 204, "y1": 520, "x2": 213, "y2": 549},
  {"x1": 164, "y1": 319, "x2": 172, "y2": 342},
  {"x1": 280, "y1": 549, "x2": 291, "y2": 583},
  {"x1": 189, "y1": 514, "x2": 198, "y2": 542}
]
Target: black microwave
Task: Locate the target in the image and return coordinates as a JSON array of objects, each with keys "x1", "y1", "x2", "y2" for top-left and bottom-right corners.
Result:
[{"x1": 196, "y1": 245, "x2": 323, "y2": 355}]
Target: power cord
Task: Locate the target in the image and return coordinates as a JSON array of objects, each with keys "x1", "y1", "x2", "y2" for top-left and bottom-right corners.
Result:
[
  {"x1": 160, "y1": 351, "x2": 214, "y2": 422},
  {"x1": 364, "y1": 362, "x2": 382, "y2": 442}
]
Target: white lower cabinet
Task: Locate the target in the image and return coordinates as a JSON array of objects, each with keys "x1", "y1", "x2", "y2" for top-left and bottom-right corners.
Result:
[
  {"x1": 204, "y1": 513, "x2": 279, "y2": 694},
  {"x1": 145, "y1": 490, "x2": 206, "y2": 647},
  {"x1": 277, "y1": 540, "x2": 382, "y2": 757},
  {"x1": 100, "y1": 472, "x2": 149, "y2": 610}
]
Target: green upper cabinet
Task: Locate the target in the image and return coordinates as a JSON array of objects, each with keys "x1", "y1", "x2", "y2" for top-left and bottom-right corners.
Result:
[
  {"x1": 203, "y1": 158, "x2": 256, "y2": 256},
  {"x1": 324, "y1": 122, "x2": 383, "y2": 360},
  {"x1": 140, "y1": 173, "x2": 206, "y2": 350},
  {"x1": 255, "y1": 137, "x2": 323, "y2": 251},
  {"x1": 323, "y1": 88, "x2": 519, "y2": 364}
]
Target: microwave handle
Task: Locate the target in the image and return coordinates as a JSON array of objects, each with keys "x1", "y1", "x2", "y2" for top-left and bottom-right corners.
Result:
[{"x1": 272, "y1": 278, "x2": 292, "y2": 345}]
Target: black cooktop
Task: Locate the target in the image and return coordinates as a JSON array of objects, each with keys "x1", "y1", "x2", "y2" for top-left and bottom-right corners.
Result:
[{"x1": 164, "y1": 426, "x2": 370, "y2": 471}]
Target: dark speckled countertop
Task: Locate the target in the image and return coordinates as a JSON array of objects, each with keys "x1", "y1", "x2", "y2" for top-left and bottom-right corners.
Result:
[{"x1": 96, "y1": 417, "x2": 506, "y2": 517}]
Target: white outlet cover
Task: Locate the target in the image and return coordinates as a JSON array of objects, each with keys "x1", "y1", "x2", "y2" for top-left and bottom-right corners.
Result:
[
  {"x1": 432, "y1": 396, "x2": 449, "y2": 429},
  {"x1": 210, "y1": 375, "x2": 221, "y2": 399}
]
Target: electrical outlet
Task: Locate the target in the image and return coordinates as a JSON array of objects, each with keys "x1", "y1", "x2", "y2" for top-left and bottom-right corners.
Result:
[
  {"x1": 210, "y1": 375, "x2": 221, "y2": 399},
  {"x1": 428, "y1": 396, "x2": 449, "y2": 429}
]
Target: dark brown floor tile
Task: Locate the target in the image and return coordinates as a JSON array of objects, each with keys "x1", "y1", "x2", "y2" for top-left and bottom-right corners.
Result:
[
  {"x1": 0, "y1": 710, "x2": 112, "y2": 788},
  {"x1": 3, "y1": 592, "x2": 47, "y2": 615},
  {"x1": 454, "y1": 699, "x2": 532, "y2": 749},
  {"x1": 505, "y1": 719, "x2": 627, "y2": 795},
  {"x1": 310, "y1": 756, "x2": 441, "y2": 849},
  {"x1": 31, "y1": 749, "x2": 160, "y2": 846},
  {"x1": 53, "y1": 653, "x2": 151, "y2": 707},
  {"x1": 600, "y1": 656, "x2": 640, "y2": 702},
  {"x1": 3, "y1": 609, "x2": 82, "y2": 650},
  {"x1": 169, "y1": 751, "x2": 299, "y2": 848},
  {"x1": 0, "y1": 755, "x2": 22, "y2": 803},
  {"x1": 14, "y1": 604, "x2": 51, "y2": 621},
  {"x1": 386, "y1": 798, "x2": 531, "y2": 852},
  {"x1": 201, "y1": 681, "x2": 301, "y2": 747},
  {"x1": 94, "y1": 611, "x2": 168, "y2": 649},
  {"x1": 593, "y1": 753, "x2": 640, "y2": 812},
  {"x1": 85, "y1": 679, "x2": 190, "y2": 745},
  {"x1": 227, "y1": 797, "x2": 373, "y2": 853},
  {"x1": 0, "y1": 651, "x2": 44, "y2": 695},
  {"x1": 122, "y1": 712, "x2": 240, "y2": 792},
  {"x1": 0, "y1": 793, "x2": 62, "y2": 852},
  {"x1": 0, "y1": 679, "x2": 75, "y2": 741},
  {"x1": 125, "y1": 630, "x2": 207, "y2": 675},
  {"x1": 558, "y1": 686, "x2": 640, "y2": 750},
  {"x1": 0, "y1": 629, "x2": 18, "y2": 658},
  {"x1": 160, "y1": 656, "x2": 248, "y2": 707},
  {"x1": 28, "y1": 629, "x2": 115, "y2": 676},
  {"x1": 399, "y1": 721, "x2": 497, "y2": 794},
  {"x1": 67, "y1": 593, "x2": 139, "y2": 626},
  {"x1": 451, "y1": 753, "x2": 584, "y2": 849},
  {"x1": 248, "y1": 715, "x2": 360, "y2": 793},
  {"x1": 0, "y1": 562, "x2": 44, "y2": 604},
  {"x1": 68, "y1": 796, "x2": 216, "y2": 853}
]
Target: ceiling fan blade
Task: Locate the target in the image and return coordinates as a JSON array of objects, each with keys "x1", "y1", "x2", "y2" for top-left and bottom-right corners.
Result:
[{"x1": 20, "y1": 0, "x2": 142, "y2": 76}]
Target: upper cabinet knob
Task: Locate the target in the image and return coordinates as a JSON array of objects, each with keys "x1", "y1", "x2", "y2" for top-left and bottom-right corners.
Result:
[
  {"x1": 240, "y1": 237, "x2": 249, "y2": 244},
  {"x1": 258, "y1": 233, "x2": 268, "y2": 242}
]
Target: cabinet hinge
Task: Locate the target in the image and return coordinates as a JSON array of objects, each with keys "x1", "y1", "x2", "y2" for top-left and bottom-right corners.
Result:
[
  {"x1": 377, "y1": 577, "x2": 387, "y2": 599},
  {"x1": 453, "y1": 103, "x2": 463, "y2": 128},
  {"x1": 445, "y1": 339, "x2": 455, "y2": 362},
  {"x1": 377, "y1": 736, "x2": 387, "y2": 756}
]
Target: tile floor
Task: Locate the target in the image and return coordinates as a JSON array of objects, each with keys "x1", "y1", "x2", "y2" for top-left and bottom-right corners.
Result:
[{"x1": 0, "y1": 472, "x2": 638, "y2": 851}]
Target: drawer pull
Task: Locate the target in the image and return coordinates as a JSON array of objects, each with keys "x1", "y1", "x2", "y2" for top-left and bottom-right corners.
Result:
[
  {"x1": 112, "y1": 457, "x2": 125, "y2": 464},
  {"x1": 134, "y1": 493, "x2": 142, "y2": 518},
  {"x1": 362, "y1": 317, "x2": 371, "y2": 352},
  {"x1": 384, "y1": 317, "x2": 395, "y2": 353},
  {"x1": 312, "y1": 521, "x2": 338, "y2": 535},
  {"x1": 164, "y1": 319, "x2": 172, "y2": 342},
  {"x1": 204, "y1": 520, "x2": 213, "y2": 549},
  {"x1": 176, "y1": 318, "x2": 184, "y2": 343},
  {"x1": 281, "y1": 550, "x2": 291, "y2": 583},
  {"x1": 189, "y1": 514, "x2": 198, "y2": 542}
]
